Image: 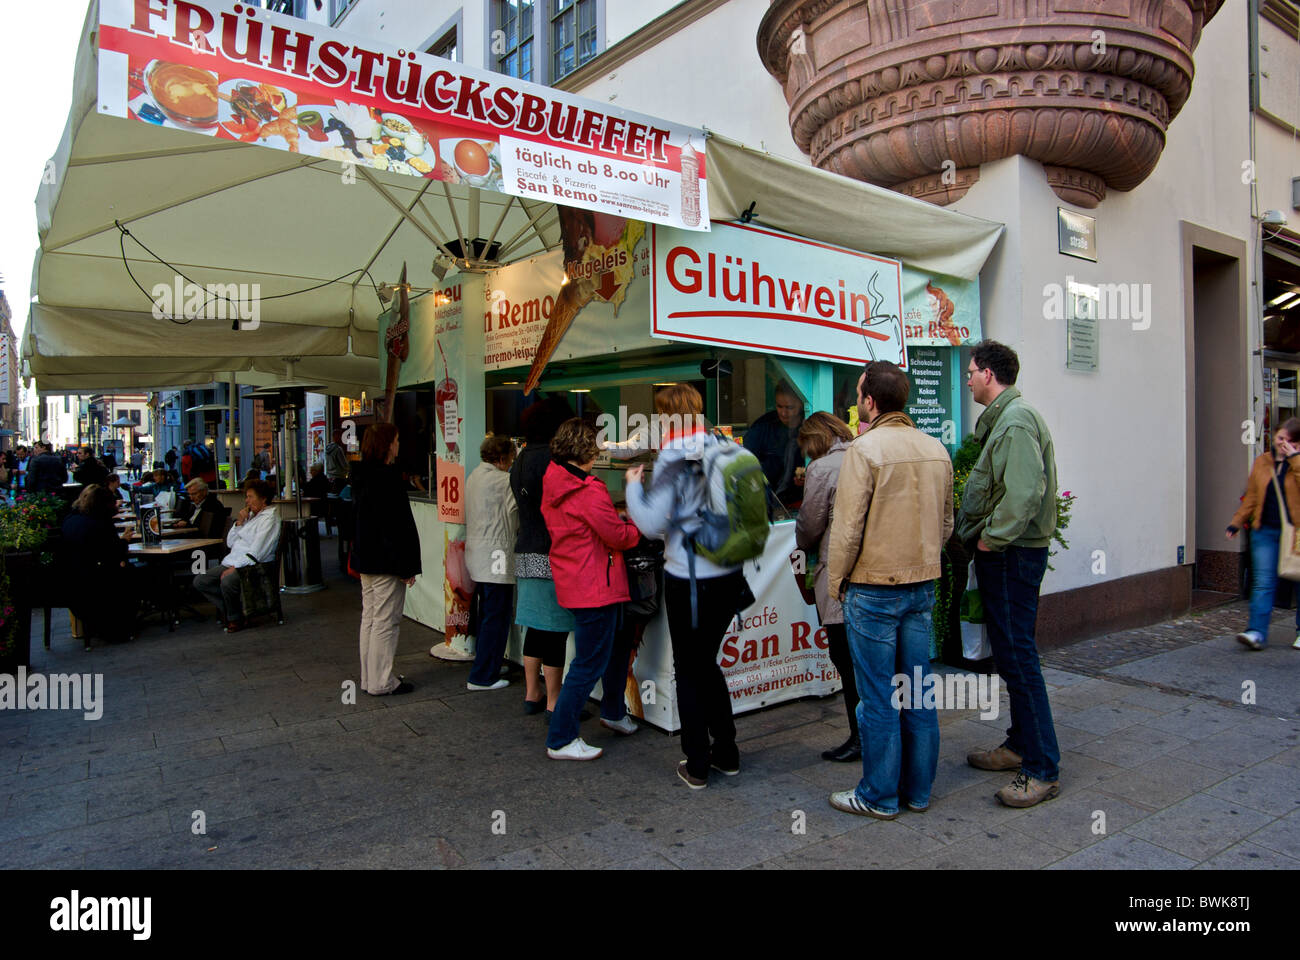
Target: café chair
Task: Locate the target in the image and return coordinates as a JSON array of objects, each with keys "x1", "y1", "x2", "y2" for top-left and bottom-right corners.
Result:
[{"x1": 235, "y1": 548, "x2": 285, "y2": 627}]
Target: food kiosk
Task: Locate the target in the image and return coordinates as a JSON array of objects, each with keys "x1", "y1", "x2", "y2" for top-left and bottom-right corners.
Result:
[{"x1": 383, "y1": 213, "x2": 983, "y2": 731}]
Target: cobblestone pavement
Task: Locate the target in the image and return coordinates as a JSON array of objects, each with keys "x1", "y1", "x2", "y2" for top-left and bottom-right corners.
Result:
[{"x1": 1, "y1": 565, "x2": 1296, "y2": 870}]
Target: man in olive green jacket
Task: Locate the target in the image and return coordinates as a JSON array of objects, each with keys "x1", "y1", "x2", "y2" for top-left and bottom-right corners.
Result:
[{"x1": 957, "y1": 341, "x2": 1061, "y2": 809}]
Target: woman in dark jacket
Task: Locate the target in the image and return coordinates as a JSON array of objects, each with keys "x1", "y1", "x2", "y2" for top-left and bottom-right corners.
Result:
[
  {"x1": 351, "y1": 422, "x2": 422, "y2": 695},
  {"x1": 61, "y1": 483, "x2": 135, "y2": 642},
  {"x1": 511, "y1": 400, "x2": 576, "y2": 715}
]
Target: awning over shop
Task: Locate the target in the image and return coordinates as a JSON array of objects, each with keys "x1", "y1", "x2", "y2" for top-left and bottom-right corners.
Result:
[{"x1": 25, "y1": 0, "x2": 1002, "y2": 395}]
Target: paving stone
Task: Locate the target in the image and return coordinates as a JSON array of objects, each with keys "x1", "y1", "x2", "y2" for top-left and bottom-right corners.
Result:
[
  {"x1": 1202, "y1": 762, "x2": 1300, "y2": 817},
  {"x1": 1142, "y1": 701, "x2": 1257, "y2": 741},
  {"x1": 88, "y1": 739, "x2": 224, "y2": 778},
  {"x1": 0, "y1": 798, "x2": 88, "y2": 841},
  {"x1": 1071, "y1": 725, "x2": 1192, "y2": 768},
  {"x1": 657, "y1": 812, "x2": 811, "y2": 870},
  {"x1": 0, "y1": 808, "x2": 171, "y2": 868},
  {"x1": 760, "y1": 818, "x2": 942, "y2": 869},
  {"x1": 1094, "y1": 755, "x2": 1227, "y2": 810},
  {"x1": 606, "y1": 851, "x2": 681, "y2": 869},
  {"x1": 471, "y1": 844, "x2": 571, "y2": 869},
  {"x1": 1062, "y1": 702, "x2": 1163, "y2": 736},
  {"x1": 903, "y1": 825, "x2": 1070, "y2": 870},
  {"x1": 1166, "y1": 726, "x2": 1295, "y2": 773},
  {"x1": 1124, "y1": 793, "x2": 1276, "y2": 860},
  {"x1": 1195, "y1": 840, "x2": 1300, "y2": 869},
  {"x1": 1243, "y1": 808, "x2": 1300, "y2": 859},
  {"x1": 1007, "y1": 789, "x2": 1150, "y2": 853},
  {"x1": 1046, "y1": 834, "x2": 1197, "y2": 870}
]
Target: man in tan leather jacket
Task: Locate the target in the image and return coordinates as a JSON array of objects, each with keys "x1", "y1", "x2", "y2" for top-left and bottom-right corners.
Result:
[{"x1": 826, "y1": 361, "x2": 953, "y2": 820}]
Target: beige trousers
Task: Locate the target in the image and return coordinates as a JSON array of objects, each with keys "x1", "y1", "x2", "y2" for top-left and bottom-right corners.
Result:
[{"x1": 359, "y1": 573, "x2": 405, "y2": 695}]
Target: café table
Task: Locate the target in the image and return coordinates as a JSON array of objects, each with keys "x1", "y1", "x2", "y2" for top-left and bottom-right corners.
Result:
[{"x1": 129, "y1": 538, "x2": 225, "y2": 631}]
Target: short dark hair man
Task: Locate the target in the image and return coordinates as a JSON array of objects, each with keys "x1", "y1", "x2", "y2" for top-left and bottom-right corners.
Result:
[
  {"x1": 743, "y1": 380, "x2": 805, "y2": 507},
  {"x1": 958, "y1": 340, "x2": 1061, "y2": 808},
  {"x1": 826, "y1": 361, "x2": 953, "y2": 819}
]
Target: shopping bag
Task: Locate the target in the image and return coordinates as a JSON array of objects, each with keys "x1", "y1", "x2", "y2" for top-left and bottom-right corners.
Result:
[
  {"x1": 960, "y1": 561, "x2": 992, "y2": 660},
  {"x1": 1272, "y1": 473, "x2": 1300, "y2": 581}
]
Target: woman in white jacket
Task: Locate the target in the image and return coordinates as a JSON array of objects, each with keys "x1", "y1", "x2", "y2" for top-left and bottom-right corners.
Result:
[{"x1": 465, "y1": 435, "x2": 519, "y2": 691}]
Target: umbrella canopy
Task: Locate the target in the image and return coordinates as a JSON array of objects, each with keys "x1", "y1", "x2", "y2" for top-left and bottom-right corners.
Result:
[{"x1": 25, "y1": 1, "x2": 1002, "y2": 395}]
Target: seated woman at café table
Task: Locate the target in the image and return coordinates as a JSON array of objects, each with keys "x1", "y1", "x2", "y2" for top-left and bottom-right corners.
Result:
[
  {"x1": 192, "y1": 479, "x2": 280, "y2": 633},
  {"x1": 304, "y1": 463, "x2": 330, "y2": 499},
  {"x1": 175, "y1": 478, "x2": 224, "y2": 529},
  {"x1": 61, "y1": 483, "x2": 137, "y2": 643},
  {"x1": 141, "y1": 467, "x2": 178, "y2": 498},
  {"x1": 105, "y1": 472, "x2": 129, "y2": 503}
]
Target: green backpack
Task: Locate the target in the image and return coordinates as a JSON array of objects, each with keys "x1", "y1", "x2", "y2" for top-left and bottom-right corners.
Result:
[{"x1": 691, "y1": 434, "x2": 771, "y2": 566}]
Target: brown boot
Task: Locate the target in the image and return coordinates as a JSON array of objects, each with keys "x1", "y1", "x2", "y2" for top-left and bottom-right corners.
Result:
[
  {"x1": 966, "y1": 744, "x2": 1022, "y2": 771},
  {"x1": 995, "y1": 771, "x2": 1060, "y2": 807}
]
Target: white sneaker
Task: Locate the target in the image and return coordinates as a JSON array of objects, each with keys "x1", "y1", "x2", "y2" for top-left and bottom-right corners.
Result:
[
  {"x1": 466, "y1": 679, "x2": 510, "y2": 691},
  {"x1": 1293, "y1": 634, "x2": 1300, "y2": 650},
  {"x1": 547, "y1": 737, "x2": 603, "y2": 761},
  {"x1": 600, "y1": 714, "x2": 639, "y2": 736},
  {"x1": 1236, "y1": 631, "x2": 1265, "y2": 651}
]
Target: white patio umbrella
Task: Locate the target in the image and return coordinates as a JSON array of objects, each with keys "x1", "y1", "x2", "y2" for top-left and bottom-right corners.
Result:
[{"x1": 24, "y1": 1, "x2": 1002, "y2": 395}]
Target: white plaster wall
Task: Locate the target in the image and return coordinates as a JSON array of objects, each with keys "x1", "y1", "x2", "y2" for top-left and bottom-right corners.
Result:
[
  {"x1": 336, "y1": 0, "x2": 484, "y2": 59},
  {"x1": 568, "y1": 0, "x2": 806, "y2": 162},
  {"x1": 952, "y1": 0, "x2": 1254, "y2": 596}
]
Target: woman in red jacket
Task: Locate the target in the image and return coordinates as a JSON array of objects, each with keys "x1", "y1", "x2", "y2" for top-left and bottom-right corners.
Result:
[{"x1": 541, "y1": 419, "x2": 641, "y2": 761}]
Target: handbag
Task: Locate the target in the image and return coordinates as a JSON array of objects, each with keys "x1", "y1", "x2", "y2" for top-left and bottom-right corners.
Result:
[
  {"x1": 624, "y1": 536, "x2": 664, "y2": 621},
  {"x1": 1269, "y1": 471, "x2": 1300, "y2": 581}
]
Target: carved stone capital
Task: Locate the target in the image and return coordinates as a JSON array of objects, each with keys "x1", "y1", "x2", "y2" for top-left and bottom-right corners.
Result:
[{"x1": 757, "y1": 0, "x2": 1224, "y2": 206}]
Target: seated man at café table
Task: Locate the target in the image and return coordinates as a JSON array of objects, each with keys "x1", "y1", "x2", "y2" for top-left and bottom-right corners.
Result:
[
  {"x1": 192, "y1": 479, "x2": 280, "y2": 633},
  {"x1": 72, "y1": 446, "x2": 109, "y2": 486},
  {"x1": 175, "y1": 478, "x2": 225, "y2": 530}
]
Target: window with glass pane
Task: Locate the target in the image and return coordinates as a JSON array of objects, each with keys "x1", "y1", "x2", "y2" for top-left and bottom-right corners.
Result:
[
  {"x1": 551, "y1": 0, "x2": 598, "y2": 81},
  {"x1": 496, "y1": 1, "x2": 534, "y2": 80},
  {"x1": 429, "y1": 28, "x2": 458, "y2": 63}
]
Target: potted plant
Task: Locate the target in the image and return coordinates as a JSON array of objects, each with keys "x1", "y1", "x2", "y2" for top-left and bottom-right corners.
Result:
[{"x1": 0, "y1": 492, "x2": 66, "y2": 673}]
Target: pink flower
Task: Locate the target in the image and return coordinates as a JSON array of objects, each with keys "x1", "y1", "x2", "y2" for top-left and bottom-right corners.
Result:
[{"x1": 1062, "y1": 490, "x2": 1072, "y2": 498}]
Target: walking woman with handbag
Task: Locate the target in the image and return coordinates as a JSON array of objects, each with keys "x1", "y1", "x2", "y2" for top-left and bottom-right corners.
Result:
[
  {"x1": 795, "y1": 411, "x2": 862, "y2": 762},
  {"x1": 1226, "y1": 417, "x2": 1300, "y2": 650}
]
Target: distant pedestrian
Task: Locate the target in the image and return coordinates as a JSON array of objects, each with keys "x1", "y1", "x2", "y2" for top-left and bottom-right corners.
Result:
[
  {"x1": 130, "y1": 448, "x2": 144, "y2": 481},
  {"x1": 1227, "y1": 417, "x2": 1300, "y2": 651},
  {"x1": 541, "y1": 419, "x2": 641, "y2": 761},
  {"x1": 350, "y1": 422, "x2": 421, "y2": 696},
  {"x1": 794, "y1": 411, "x2": 860, "y2": 763},
  {"x1": 27, "y1": 442, "x2": 67, "y2": 495},
  {"x1": 957, "y1": 340, "x2": 1062, "y2": 808},
  {"x1": 465, "y1": 435, "x2": 519, "y2": 692},
  {"x1": 827, "y1": 362, "x2": 952, "y2": 819},
  {"x1": 165, "y1": 447, "x2": 177, "y2": 474},
  {"x1": 324, "y1": 428, "x2": 351, "y2": 494},
  {"x1": 72, "y1": 447, "x2": 109, "y2": 486}
]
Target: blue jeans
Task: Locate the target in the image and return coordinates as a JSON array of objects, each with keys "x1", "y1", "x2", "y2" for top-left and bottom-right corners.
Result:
[
  {"x1": 468, "y1": 583, "x2": 515, "y2": 686},
  {"x1": 843, "y1": 581, "x2": 940, "y2": 814},
  {"x1": 1247, "y1": 526, "x2": 1300, "y2": 643},
  {"x1": 974, "y1": 545, "x2": 1059, "y2": 782},
  {"x1": 546, "y1": 604, "x2": 620, "y2": 749},
  {"x1": 599, "y1": 616, "x2": 636, "y2": 724}
]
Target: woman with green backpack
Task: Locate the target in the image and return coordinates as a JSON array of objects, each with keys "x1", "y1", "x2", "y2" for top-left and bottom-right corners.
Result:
[{"x1": 625, "y1": 383, "x2": 754, "y2": 790}]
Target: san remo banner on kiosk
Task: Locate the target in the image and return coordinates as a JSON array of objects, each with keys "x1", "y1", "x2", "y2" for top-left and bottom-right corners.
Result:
[{"x1": 97, "y1": 0, "x2": 709, "y2": 230}]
